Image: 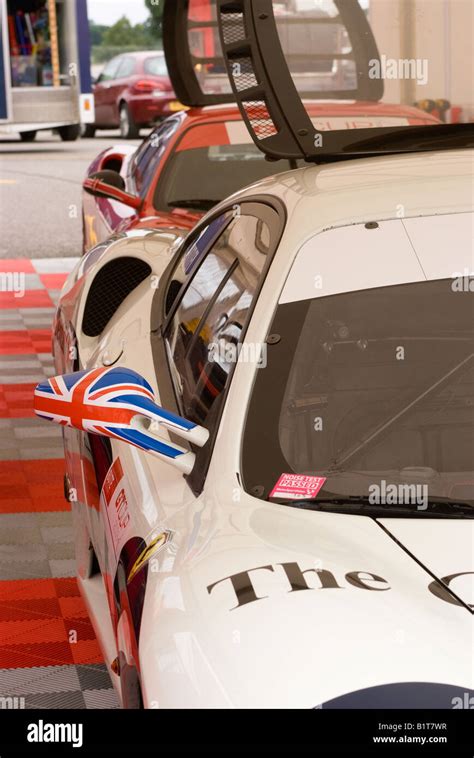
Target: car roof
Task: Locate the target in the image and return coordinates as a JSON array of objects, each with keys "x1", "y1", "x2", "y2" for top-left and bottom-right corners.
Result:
[
  {"x1": 123, "y1": 50, "x2": 165, "y2": 59},
  {"x1": 183, "y1": 101, "x2": 440, "y2": 126},
  {"x1": 216, "y1": 148, "x2": 473, "y2": 239}
]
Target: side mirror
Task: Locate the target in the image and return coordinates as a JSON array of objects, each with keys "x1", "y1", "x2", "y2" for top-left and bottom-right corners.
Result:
[
  {"x1": 33, "y1": 366, "x2": 209, "y2": 475},
  {"x1": 83, "y1": 170, "x2": 142, "y2": 210}
]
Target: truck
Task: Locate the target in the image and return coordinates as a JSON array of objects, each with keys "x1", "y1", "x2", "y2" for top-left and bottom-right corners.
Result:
[{"x1": 0, "y1": 0, "x2": 94, "y2": 141}]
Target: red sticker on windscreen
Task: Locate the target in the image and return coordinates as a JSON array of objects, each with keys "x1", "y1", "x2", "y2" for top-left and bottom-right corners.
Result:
[{"x1": 269, "y1": 473, "x2": 327, "y2": 501}]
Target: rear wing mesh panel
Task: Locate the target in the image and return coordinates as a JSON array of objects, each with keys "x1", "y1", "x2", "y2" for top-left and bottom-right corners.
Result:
[
  {"x1": 221, "y1": 11, "x2": 247, "y2": 44},
  {"x1": 217, "y1": 0, "x2": 317, "y2": 159},
  {"x1": 242, "y1": 101, "x2": 278, "y2": 140}
]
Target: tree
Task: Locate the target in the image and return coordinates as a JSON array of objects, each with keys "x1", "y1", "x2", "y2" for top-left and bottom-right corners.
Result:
[
  {"x1": 133, "y1": 22, "x2": 156, "y2": 48},
  {"x1": 89, "y1": 21, "x2": 108, "y2": 47},
  {"x1": 102, "y1": 17, "x2": 137, "y2": 47},
  {"x1": 145, "y1": 0, "x2": 165, "y2": 40}
]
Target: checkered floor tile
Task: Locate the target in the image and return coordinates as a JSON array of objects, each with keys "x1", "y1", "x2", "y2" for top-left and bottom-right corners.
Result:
[{"x1": 0, "y1": 258, "x2": 119, "y2": 709}]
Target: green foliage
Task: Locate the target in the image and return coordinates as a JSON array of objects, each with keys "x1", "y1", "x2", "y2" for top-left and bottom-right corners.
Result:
[
  {"x1": 89, "y1": 4, "x2": 164, "y2": 65},
  {"x1": 89, "y1": 21, "x2": 108, "y2": 47},
  {"x1": 145, "y1": 0, "x2": 165, "y2": 37},
  {"x1": 102, "y1": 17, "x2": 136, "y2": 47},
  {"x1": 92, "y1": 45, "x2": 156, "y2": 65}
]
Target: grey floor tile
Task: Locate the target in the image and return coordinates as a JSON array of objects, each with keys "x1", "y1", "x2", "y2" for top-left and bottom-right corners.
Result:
[
  {"x1": 0, "y1": 665, "x2": 81, "y2": 696},
  {"x1": 76, "y1": 664, "x2": 114, "y2": 692},
  {"x1": 0, "y1": 560, "x2": 51, "y2": 581},
  {"x1": 40, "y1": 526, "x2": 74, "y2": 545},
  {"x1": 83, "y1": 688, "x2": 120, "y2": 709},
  {"x1": 49, "y1": 559, "x2": 76, "y2": 578},
  {"x1": 26, "y1": 691, "x2": 86, "y2": 709}
]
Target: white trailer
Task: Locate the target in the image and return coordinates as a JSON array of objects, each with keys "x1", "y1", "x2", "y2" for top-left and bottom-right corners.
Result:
[{"x1": 0, "y1": 0, "x2": 94, "y2": 141}]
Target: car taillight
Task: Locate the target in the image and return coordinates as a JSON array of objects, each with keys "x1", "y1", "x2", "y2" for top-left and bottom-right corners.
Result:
[{"x1": 133, "y1": 80, "x2": 156, "y2": 94}]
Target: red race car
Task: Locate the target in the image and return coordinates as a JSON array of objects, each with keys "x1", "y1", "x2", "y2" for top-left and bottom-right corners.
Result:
[
  {"x1": 86, "y1": 51, "x2": 183, "y2": 140},
  {"x1": 82, "y1": 101, "x2": 439, "y2": 253}
]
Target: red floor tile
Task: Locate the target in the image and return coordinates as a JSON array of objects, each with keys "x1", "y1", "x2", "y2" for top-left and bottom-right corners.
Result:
[
  {"x1": 71, "y1": 639, "x2": 103, "y2": 665},
  {"x1": 0, "y1": 384, "x2": 37, "y2": 418},
  {"x1": 0, "y1": 578, "x2": 58, "y2": 601},
  {"x1": 0, "y1": 498, "x2": 69, "y2": 514},
  {"x1": 0, "y1": 579, "x2": 104, "y2": 668},
  {"x1": 0, "y1": 330, "x2": 52, "y2": 355},
  {"x1": 39, "y1": 273, "x2": 68, "y2": 290},
  {"x1": 0, "y1": 460, "x2": 68, "y2": 514},
  {"x1": 0, "y1": 641, "x2": 75, "y2": 669},
  {"x1": 0, "y1": 291, "x2": 53, "y2": 309},
  {"x1": 0, "y1": 260, "x2": 35, "y2": 273},
  {"x1": 0, "y1": 618, "x2": 69, "y2": 644},
  {"x1": 59, "y1": 597, "x2": 89, "y2": 618}
]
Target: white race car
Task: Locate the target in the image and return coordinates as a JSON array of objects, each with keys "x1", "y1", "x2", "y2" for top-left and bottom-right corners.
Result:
[{"x1": 34, "y1": 0, "x2": 474, "y2": 709}]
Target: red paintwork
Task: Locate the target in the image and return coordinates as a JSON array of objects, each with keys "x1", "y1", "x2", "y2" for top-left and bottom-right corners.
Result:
[
  {"x1": 93, "y1": 51, "x2": 176, "y2": 129},
  {"x1": 82, "y1": 101, "x2": 440, "y2": 253},
  {"x1": 83, "y1": 177, "x2": 142, "y2": 210}
]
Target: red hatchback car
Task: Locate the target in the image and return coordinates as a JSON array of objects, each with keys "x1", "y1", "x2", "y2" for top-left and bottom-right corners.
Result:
[{"x1": 86, "y1": 51, "x2": 183, "y2": 140}]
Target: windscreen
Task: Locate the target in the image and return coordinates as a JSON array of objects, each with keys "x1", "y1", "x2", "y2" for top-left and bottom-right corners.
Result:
[
  {"x1": 154, "y1": 138, "x2": 299, "y2": 213},
  {"x1": 144, "y1": 56, "x2": 169, "y2": 78},
  {"x1": 242, "y1": 279, "x2": 474, "y2": 511}
]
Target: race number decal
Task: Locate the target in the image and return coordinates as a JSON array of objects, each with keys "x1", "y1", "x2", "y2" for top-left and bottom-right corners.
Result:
[
  {"x1": 101, "y1": 457, "x2": 133, "y2": 561},
  {"x1": 269, "y1": 473, "x2": 327, "y2": 500}
]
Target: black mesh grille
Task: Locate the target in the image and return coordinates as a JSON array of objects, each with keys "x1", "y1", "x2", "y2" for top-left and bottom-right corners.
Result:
[
  {"x1": 242, "y1": 100, "x2": 278, "y2": 140},
  {"x1": 221, "y1": 12, "x2": 246, "y2": 45},
  {"x1": 82, "y1": 257, "x2": 151, "y2": 338},
  {"x1": 230, "y1": 56, "x2": 258, "y2": 91}
]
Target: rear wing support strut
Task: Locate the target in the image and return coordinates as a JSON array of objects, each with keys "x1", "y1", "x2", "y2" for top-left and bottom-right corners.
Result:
[{"x1": 217, "y1": 0, "x2": 318, "y2": 160}]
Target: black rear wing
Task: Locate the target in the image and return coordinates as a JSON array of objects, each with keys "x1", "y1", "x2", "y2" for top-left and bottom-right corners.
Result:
[
  {"x1": 216, "y1": 0, "x2": 474, "y2": 162},
  {"x1": 163, "y1": 0, "x2": 234, "y2": 107}
]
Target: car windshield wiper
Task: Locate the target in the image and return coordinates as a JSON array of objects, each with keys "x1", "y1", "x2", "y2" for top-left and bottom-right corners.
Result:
[
  {"x1": 330, "y1": 353, "x2": 474, "y2": 471},
  {"x1": 271, "y1": 494, "x2": 474, "y2": 518},
  {"x1": 168, "y1": 199, "x2": 219, "y2": 211}
]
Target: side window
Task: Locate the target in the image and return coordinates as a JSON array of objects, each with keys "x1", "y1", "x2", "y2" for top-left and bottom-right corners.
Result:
[
  {"x1": 144, "y1": 56, "x2": 168, "y2": 77},
  {"x1": 164, "y1": 206, "x2": 279, "y2": 428},
  {"x1": 131, "y1": 117, "x2": 182, "y2": 199},
  {"x1": 116, "y1": 57, "x2": 136, "y2": 78},
  {"x1": 101, "y1": 57, "x2": 122, "y2": 82},
  {"x1": 164, "y1": 213, "x2": 232, "y2": 316}
]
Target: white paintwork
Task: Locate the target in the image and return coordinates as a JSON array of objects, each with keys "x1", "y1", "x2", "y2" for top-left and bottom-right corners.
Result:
[
  {"x1": 280, "y1": 211, "x2": 474, "y2": 304},
  {"x1": 402, "y1": 213, "x2": 474, "y2": 280},
  {"x1": 379, "y1": 520, "x2": 474, "y2": 607},
  {"x1": 77, "y1": 574, "x2": 122, "y2": 705},
  {"x1": 56, "y1": 148, "x2": 474, "y2": 708}
]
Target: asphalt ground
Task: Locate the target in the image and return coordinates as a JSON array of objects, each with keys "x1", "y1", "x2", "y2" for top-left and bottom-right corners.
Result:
[{"x1": 0, "y1": 130, "x2": 144, "y2": 259}]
